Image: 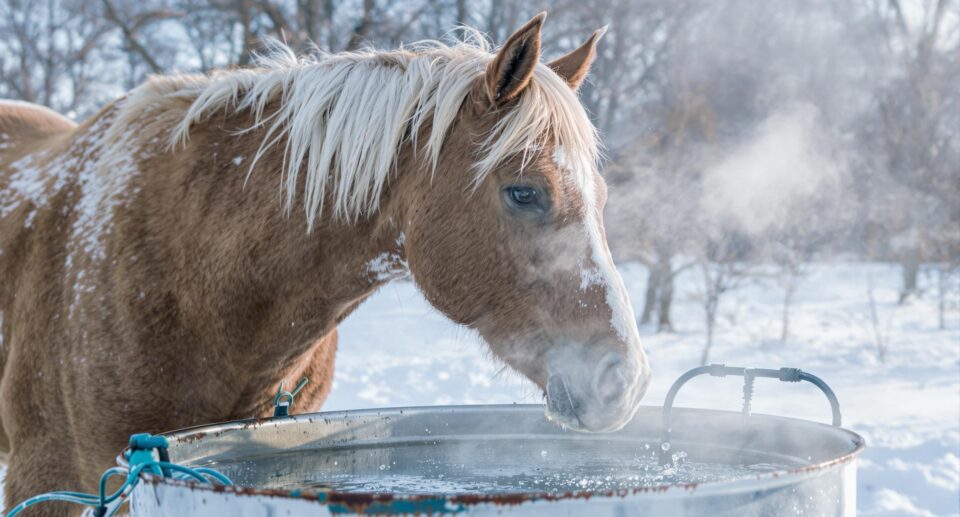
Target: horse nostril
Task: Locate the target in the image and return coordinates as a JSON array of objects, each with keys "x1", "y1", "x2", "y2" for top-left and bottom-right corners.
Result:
[
  {"x1": 547, "y1": 374, "x2": 578, "y2": 419},
  {"x1": 594, "y1": 354, "x2": 628, "y2": 405}
]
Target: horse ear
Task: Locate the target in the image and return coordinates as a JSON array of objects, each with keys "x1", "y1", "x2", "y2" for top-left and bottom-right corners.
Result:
[
  {"x1": 485, "y1": 12, "x2": 546, "y2": 106},
  {"x1": 548, "y1": 26, "x2": 607, "y2": 91}
]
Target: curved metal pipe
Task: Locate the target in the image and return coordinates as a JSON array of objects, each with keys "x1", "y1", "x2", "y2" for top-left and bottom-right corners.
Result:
[{"x1": 658, "y1": 364, "x2": 842, "y2": 464}]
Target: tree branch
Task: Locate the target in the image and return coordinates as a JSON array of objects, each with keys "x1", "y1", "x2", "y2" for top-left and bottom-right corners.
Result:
[{"x1": 101, "y1": 0, "x2": 165, "y2": 74}]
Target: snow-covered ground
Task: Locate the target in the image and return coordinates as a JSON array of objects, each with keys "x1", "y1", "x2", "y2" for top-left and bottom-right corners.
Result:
[{"x1": 329, "y1": 262, "x2": 960, "y2": 517}]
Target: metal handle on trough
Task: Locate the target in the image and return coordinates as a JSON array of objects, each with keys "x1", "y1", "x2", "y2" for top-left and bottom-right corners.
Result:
[{"x1": 657, "y1": 364, "x2": 841, "y2": 464}]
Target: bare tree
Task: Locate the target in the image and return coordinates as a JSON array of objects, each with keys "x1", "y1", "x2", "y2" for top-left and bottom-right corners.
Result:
[
  {"x1": 770, "y1": 244, "x2": 808, "y2": 343},
  {"x1": 865, "y1": 271, "x2": 889, "y2": 362},
  {"x1": 0, "y1": 0, "x2": 113, "y2": 116},
  {"x1": 848, "y1": 0, "x2": 960, "y2": 304},
  {"x1": 606, "y1": 162, "x2": 697, "y2": 333},
  {"x1": 694, "y1": 231, "x2": 753, "y2": 365},
  {"x1": 101, "y1": 0, "x2": 182, "y2": 74},
  {"x1": 761, "y1": 181, "x2": 847, "y2": 342}
]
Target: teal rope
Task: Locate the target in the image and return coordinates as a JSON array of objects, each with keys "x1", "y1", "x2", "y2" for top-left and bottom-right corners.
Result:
[{"x1": 4, "y1": 434, "x2": 232, "y2": 517}]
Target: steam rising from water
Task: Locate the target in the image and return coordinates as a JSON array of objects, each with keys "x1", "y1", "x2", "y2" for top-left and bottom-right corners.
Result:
[{"x1": 702, "y1": 105, "x2": 841, "y2": 236}]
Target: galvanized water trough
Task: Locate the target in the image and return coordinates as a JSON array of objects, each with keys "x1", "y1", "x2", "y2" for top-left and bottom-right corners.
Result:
[{"x1": 124, "y1": 367, "x2": 864, "y2": 516}]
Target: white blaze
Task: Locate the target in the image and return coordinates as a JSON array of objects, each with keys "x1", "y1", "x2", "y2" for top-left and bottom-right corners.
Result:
[{"x1": 552, "y1": 147, "x2": 643, "y2": 347}]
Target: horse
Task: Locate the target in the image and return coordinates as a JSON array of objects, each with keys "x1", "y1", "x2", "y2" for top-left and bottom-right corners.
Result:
[{"x1": 0, "y1": 13, "x2": 649, "y2": 513}]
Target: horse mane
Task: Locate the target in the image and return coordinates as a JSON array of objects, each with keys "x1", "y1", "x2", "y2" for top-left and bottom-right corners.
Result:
[{"x1": 118, "y1": 30, "x2": 599, "y2": 227}]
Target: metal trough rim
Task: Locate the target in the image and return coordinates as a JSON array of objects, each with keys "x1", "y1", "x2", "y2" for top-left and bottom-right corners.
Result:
[{"x1": 121, "y1": 404, "x2": 866, "y2": 506}]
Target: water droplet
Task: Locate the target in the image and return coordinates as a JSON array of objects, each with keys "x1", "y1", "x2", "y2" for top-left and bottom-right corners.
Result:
[
  {"x1": 379, "y1": 464, "x2": 386, "y2": 471},
  {"x1": 643, "y1": 443, "x2": 651, "y2": 450},
  {"x1": 660, "y1": 442, "x2": 671, "y2": 452},
  {"x1": 540, "y1": 450, "x2": 548, "y2": 458}
]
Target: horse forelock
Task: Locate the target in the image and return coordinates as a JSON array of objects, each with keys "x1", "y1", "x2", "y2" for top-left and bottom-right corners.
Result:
[{"x1": 115, "y1": 32, "x2": 599, "y2": 229}]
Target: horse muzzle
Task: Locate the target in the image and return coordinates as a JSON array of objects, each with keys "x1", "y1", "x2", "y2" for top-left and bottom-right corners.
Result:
[{"x1": 545, "y1": 350, "x2": 649, "y2": 433}]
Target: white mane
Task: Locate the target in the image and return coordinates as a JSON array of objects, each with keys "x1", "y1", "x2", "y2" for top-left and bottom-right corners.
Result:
[{"x1": 147, "y1": 32, "x2": 598, "y2": 227}]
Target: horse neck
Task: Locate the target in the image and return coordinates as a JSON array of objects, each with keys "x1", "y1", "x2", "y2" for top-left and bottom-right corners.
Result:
[{"x1": 146, "y1": 110, "x2": 412, "y2": 372}]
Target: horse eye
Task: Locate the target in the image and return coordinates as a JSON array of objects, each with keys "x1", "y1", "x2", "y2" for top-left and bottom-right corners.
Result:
[
  {"x1": 503, "y1": 185, "x2": 548, "y2": 216},
  {"x1": 509, "y1": 186, "x2": 538, "y2": 206}
]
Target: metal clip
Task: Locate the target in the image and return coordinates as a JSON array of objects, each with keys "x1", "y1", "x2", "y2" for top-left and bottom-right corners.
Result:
[{"x1": 273, "y1": 377, "x2": 310, "y2": 417}]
